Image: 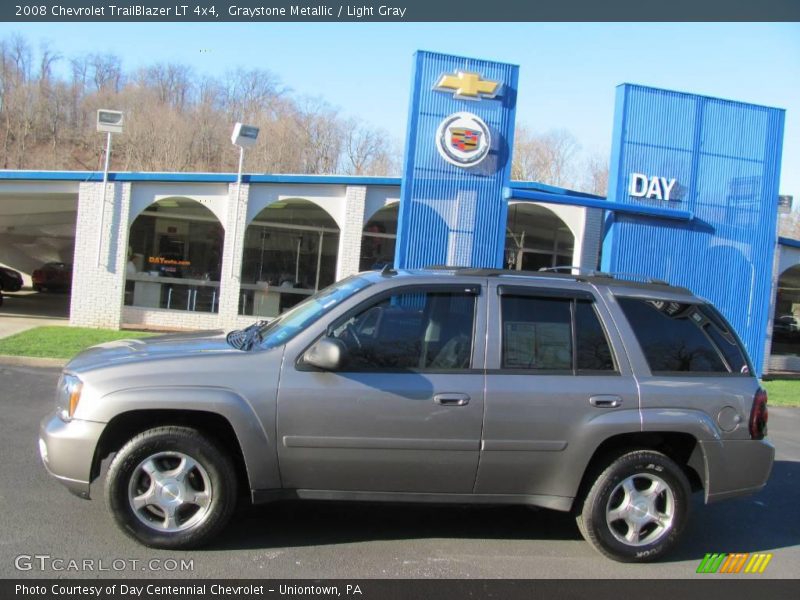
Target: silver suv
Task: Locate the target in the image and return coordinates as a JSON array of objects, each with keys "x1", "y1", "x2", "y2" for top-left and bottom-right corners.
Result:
[{"x1": 39, "y1": 268, "x2": 774, "y2": 562}]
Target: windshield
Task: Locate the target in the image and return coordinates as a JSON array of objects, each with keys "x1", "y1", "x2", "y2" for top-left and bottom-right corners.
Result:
[{"x1": 257, "y1": 275, "x2": 373, "y2": 349}]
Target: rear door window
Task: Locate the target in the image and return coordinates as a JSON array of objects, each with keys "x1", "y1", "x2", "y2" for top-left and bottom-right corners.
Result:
[{"x1": 499, "y1": 291, "x2": 617, "y2": 374}]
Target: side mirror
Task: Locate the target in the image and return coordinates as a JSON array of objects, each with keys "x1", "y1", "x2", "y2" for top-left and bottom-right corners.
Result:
[{"x1": 302, "y1": 337, "x2": 348, "y2": 371}]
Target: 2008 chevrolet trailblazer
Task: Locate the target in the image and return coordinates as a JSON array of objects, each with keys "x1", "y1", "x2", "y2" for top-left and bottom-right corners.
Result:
[{"x1": 39, "y1": 267, "x2": 773, "y2": 561}]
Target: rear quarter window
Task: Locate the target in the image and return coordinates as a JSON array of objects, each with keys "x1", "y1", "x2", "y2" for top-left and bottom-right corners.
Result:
[{"x1": 617, "y1": 297, "x2": 750, "y2": 375}]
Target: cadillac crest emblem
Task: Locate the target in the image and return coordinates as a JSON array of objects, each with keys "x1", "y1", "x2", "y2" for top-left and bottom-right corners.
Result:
[{"x1": 435, "y1": 112, "x2": 491, "y2": 167}]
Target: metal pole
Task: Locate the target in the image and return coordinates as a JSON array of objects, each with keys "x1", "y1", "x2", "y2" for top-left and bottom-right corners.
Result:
[
  {"x1": 295, "y1": 236, "x2": 301, "y2": 284},
  {"x1": 232, "y1": 144, "x2": 245, "y2": 282},
  {"x1": 315, "y1": 231, "x2": 323, "y2": 291},
  {"x1": 258, "y1": 227, "x2": 266, "y2": 282},
  {"x1": 95, "y1": 131, "x2": 112, "y2": 267}
]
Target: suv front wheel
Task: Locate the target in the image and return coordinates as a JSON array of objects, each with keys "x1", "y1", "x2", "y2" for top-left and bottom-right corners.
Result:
[
  {"x1": 577, "y1": 450, "x2": 691, "y2": 562},
  {"x1": 105, "y1": 426, "x2": 237, "y2": 549}
]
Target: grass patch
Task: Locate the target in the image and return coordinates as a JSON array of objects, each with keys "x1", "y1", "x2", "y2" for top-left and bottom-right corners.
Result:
[
  {"x1": 761, "y1": 380, "x2": 800, "y2": 408},
  {"x1": 0, "y1": 326, "x2": 154, "y2": 359}
]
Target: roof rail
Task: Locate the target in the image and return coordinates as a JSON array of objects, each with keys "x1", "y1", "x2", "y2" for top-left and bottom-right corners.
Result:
[
  {"x1": 535, "y1": 266, "x2": 673, "y2": 286},
  {"x1": 423, "y1": 265, "x2": 688, "y2": 291},
  {"x1": 536, "y1": 266, "x2": 584, "y2": 274}
]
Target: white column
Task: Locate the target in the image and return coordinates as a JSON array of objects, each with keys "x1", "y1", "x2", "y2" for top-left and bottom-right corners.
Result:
[
  {"x1": 69, "y1": 181, "x2": 131, "y2": 329},
  {"x1": 218, "y1": 182, "x2": 249, "y2": 328},
  {"x1": 336, "y1": 185, "x2": 367, "y2": 280}
]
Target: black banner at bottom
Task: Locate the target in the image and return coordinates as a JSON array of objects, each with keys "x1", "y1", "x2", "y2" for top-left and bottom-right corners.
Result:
[{"x1": 4, "y1": 579, "x2": 800, "y2": 600}]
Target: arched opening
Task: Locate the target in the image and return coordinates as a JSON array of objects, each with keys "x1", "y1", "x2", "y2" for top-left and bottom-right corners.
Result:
[
  {"x1": 360, "y1": 203, "x2": 398, "y2": 271},
  {"x1": 240, "y1": 199, "x2": 340, "y2": 317},
  {"x1": 125, "y1": 197, "x2": 224, "y2": 312},
  {"x1": 770, "y1": 264, "x2": 800, "y2": 359},
  {"x1": 504, "y1": 203, "x2": 575, "y2": 271}
]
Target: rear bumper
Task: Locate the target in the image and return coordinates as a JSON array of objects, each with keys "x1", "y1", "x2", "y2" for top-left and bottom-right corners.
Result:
[
  {"x1": 702, "y1": 437, "x2": 775, "y2": 503},
  {"x1": 39, "y1": 411, "x2": 105, "y2": 499}
]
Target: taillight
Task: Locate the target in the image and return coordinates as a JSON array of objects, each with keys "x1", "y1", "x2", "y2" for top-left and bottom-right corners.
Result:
[{"x1": 749, "y1": 388, "x2": 768, "y2": 440}]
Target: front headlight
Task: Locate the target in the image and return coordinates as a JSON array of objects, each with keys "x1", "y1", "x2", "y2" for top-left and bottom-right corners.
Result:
[{"x1": 56, "y1": 373, "x2": 83, "y2": 421}]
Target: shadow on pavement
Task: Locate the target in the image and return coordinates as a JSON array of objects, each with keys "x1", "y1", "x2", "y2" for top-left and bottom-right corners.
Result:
[
  {"x1": 0, "y1": 290, "x2": 70, "y2": 319},
  {"x1": 212, "y1": 460, "x2": 799, "y2": 559},
  {"x1": 671, "y1": 459, "x2": 799, "y2": 561},
  {"x1": 216, "y1": 501, "x2": 582, "y2": 551}
]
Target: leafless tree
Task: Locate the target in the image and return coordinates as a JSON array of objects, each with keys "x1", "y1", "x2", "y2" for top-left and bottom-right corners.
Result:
[
  {"x1": 342, "y1": 121, "x2": 398, "y2": 175},
  {"x1": 0, "y1": 33, "x2": 404, "y2": 176},
  {"x1": 136, "y1": 63, "x2": 194, "y2": 111},
  {"x1": 88, "y1": 53, "x2": 123, "y2": 93},
  {"x1": 583, "y1": 153, "x2": 609, "y2": 197},
  {"x1": 512, "y1": 126, "x2": 581, "y2": 188}
]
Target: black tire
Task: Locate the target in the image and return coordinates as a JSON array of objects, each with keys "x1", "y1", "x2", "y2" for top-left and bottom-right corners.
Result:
[
  {"x1": 576, "y1": 450, "x2": 690, "y2": 562},
  {"x1": 33, "y1": 284, "x2": 42, "y2": 292},
  {"x1": 105, "y1": 426, "x2": 237, "y2": 549}
]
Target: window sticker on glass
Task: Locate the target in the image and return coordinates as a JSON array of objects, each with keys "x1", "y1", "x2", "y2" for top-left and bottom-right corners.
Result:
[
  {"x1": 504, "y1": 321, "x2": 538, "y2": 368},
  {"x1": 503, "y1": 321, "x2": 571, "y2": 370}
]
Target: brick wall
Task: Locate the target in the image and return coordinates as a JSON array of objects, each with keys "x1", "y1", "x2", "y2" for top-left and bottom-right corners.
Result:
[
  {"x1": 218, "y1": 183, "x2": 249, "y2": 330},
  {"x1": 70, "y1": 182, "x2": 131, "y2": 329},
  {"x1": 581, "y1": 207, "x2": 604, "y2": 270},
  {"x1": 335, "y1": 186, "x2": 367, "y2": 280},
  {"x1": 122, "y1": 307, "x2": 221, "y2": 331}
]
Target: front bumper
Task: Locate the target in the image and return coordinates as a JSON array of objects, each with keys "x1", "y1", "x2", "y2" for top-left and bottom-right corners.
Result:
[
  {"x1": 702, "y1": 437, "x2": 776, "y2": 503},
  {"x1": 39, "y1": 411, "x2": 106, "y2": 499}
]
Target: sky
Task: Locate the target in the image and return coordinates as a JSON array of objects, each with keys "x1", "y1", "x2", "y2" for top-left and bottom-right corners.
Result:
[{"x1": 0, "y1": 22, "x2": 797, "y2": 195}]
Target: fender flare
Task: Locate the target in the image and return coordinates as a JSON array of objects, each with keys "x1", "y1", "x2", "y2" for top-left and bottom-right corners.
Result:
[{"x1": 88, "y1": 385, "x2": 280, "y2": 490}]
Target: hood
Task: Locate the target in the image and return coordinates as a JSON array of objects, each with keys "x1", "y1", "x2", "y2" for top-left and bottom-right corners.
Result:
[{"x1": 65, "y1": 330, "x2": 238, "y2": 372}]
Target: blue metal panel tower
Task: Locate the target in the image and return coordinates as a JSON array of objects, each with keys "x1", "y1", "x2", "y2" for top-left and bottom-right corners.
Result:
[
  {"x1": 395, "y1": 51, "x2": 519, "y2": 269},
  {"x1": 603, "y1": 84, "x2": 785, "y2": 374}
]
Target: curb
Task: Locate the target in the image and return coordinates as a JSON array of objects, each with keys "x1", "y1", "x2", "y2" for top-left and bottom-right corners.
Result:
[{"x1": 0, "y1": 355, "x2": 67, "y2": 368}]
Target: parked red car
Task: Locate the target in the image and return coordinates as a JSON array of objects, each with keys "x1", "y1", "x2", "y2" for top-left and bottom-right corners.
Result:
[{"x1": 32, "y1": 262, "x2": 72, "y2": 292}]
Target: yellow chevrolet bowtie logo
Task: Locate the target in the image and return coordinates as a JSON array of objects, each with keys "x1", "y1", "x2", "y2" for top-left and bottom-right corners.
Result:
[{"x1": 434, "y1": 71, "x2": 501, "y2": 100}]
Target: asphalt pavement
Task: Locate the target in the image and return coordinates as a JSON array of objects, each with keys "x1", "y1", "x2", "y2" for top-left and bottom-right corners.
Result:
[
  {"x1": 0, "y1": 362, "x2": 798, "y2": 579},
  {"x1": 0, "y1": 290, "x2": 69, "y2": 339}
]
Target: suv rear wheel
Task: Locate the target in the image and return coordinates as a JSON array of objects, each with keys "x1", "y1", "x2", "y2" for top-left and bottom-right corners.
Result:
[
  {"x1": 105, "y1": 426, "x2": 237, "y2": 549},
  {"x1": 577, "y1": 450, "x2": 690, "y2": 562}
]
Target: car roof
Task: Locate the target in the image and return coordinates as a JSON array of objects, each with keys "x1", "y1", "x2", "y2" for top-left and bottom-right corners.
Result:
[{"x1": 359, "y1": 266, "x2": 696, "y2": 298}]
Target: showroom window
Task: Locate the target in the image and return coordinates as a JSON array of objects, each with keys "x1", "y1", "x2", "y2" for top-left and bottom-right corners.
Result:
[
  {"x1": 125, "y1": 198, "x2": 224, "y2": 313},
  {"x1": 240, "y1": 199, "x2": 340, "y2": 318},
  {"x1": 505, "y1": 203, "x2": 574, "y2": 271},
  {"x1": 360, "y1": 204, "x2": 398, "y2": 271},
  {"x1": 770, "y1": 264, "x2": 800, "y2": 364}
]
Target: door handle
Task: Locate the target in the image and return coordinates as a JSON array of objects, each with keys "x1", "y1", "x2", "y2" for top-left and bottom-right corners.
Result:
[
  {"x1": 589, "y1": 395, "x2": 623, "y2": 408},
  {"x1": 434, "y1": 393, "x2": 470, "y2": 406}
]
